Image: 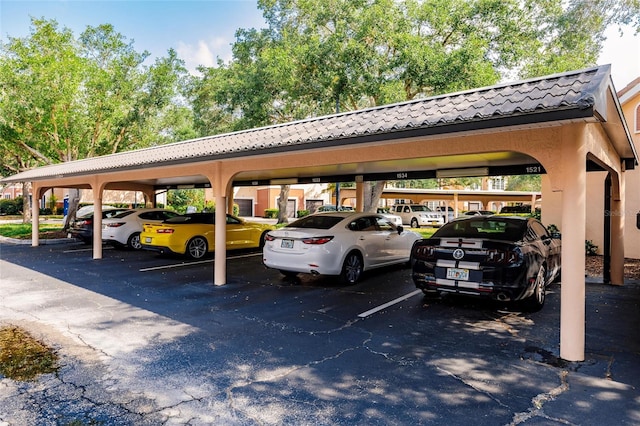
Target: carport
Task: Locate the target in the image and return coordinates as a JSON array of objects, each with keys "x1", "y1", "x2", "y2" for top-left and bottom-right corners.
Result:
[{"x1": 2, "y1": 65, "x2": 636, "y2": 362}]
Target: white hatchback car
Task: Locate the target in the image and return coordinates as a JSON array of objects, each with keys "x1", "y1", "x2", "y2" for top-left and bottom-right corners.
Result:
[
  {"x1": 262, "y1": 212, "x2": 421, "y2": 284},
  {"x1": 102, "y1": 208, "x2": 179, "y2": 250}
]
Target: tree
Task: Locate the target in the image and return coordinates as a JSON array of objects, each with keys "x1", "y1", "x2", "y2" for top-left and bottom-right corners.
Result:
[
  {"x1": 0, "y1": 18, "x2": 188, "y2": 225},
  {"x1": 506, "y1": 175, "x2": 542, "y2": 192},
  {"x1": 277, "y1": 185, "x2": 291, "y2": 224}
]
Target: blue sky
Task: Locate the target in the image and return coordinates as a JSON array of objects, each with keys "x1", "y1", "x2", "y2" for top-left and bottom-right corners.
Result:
[{"x1": 1, "y1": 0, "x2": 639, "y2": 89}]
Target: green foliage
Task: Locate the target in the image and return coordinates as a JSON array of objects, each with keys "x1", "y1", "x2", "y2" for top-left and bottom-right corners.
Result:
[
  {"x1": 167, "y1": 189, "x2": 205, "y2": 214},
  {"x1": 264, "y1": 209, "x2": 279, "y2": 219},
  {"x1": 506, "y1": 175, "x2": 542, "y2": 191},
  {"x1": 586, "y1": 240, "x2": 599, "y2": 255},
  {"x1": 0, "y1": 197, "x2": 23, "y2": 215},
  {"x1": 297, "y1": 210, "x2": 310, "y2": 218},
  {"x1": 547, "y1": 224, "x2": 560, "y2": 234}
]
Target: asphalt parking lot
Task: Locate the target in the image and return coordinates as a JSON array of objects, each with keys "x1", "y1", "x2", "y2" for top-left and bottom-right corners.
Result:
[{"x1": 1, "y1": 238, "x2": 639, "y2": 425}]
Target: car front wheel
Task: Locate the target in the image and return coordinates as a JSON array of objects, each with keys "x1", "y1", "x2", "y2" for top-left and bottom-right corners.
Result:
[
  {"x1": 340, "y1": 251, "x2": 363, "y2": 284},
  {"x1": 186, "y1": 236, "x2": 208, "y2": 259},
  {"x1": 410, "y1": 218, "x2": 419, "y2": 228}
]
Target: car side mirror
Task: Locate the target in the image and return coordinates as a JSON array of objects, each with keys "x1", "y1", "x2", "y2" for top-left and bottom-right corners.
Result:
[{"x1": 397, "y1": 225, "x2": 404, "y2": 234}]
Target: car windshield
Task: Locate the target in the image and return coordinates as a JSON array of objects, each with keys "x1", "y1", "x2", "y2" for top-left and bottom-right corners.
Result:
[
  {"x1": 433, "y1": 218, "x2": 527, "y2": 241},
  {"x1": 411, "y1": 205, "x2": 431, "y2": 212},
  {"x1": 287, "y1": 214, "x2": 344, "y2": 229}
]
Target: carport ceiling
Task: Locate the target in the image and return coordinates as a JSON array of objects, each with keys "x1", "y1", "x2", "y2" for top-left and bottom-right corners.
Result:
[{"x1": 135, "y1": 151, "x2": 539, "y2": 189}]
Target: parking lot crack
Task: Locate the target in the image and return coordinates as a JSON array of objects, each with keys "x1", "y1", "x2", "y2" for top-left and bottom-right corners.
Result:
[
  {"x1": 435, "y1": 365, "x2": 510, "y2": 409},
  {"x1": 508, "y1": 370, "x2": 572, "y2": 425}
]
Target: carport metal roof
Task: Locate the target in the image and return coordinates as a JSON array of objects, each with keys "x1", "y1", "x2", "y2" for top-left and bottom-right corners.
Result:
[{"x1": 2, "y1": 65, "x2": 635, "y2": 187}]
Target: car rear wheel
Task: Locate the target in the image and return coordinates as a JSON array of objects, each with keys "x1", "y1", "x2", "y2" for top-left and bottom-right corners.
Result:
[
  {"x1": 410, "y1": 218, "x2": 419, "y2": 229},
  {"x1": 186, "y1": 236, "x2": 208, "y2": 259},
  {"x1": 127, "y1": 232, "x2": 142, "y2": 250},
  {"x1": 340, "y1": 251, "x2": 363, "y2": 284},
  {"x1": 522, "y1": 264, "x2": 546, "y2": 312}
]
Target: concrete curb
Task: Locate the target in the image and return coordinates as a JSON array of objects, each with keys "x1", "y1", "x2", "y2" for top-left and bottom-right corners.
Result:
[{"x1": 0, "y1": 235, "x2": 73, "y2": 245}]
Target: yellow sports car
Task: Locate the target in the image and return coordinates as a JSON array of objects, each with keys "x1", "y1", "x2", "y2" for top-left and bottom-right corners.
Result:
[{"x1": 140, "y1": 213, "x2": 275, "y2": 259}]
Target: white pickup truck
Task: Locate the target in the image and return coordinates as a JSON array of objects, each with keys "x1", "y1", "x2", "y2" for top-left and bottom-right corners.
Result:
[{"x1": 391, "y1": 204, "x2": 445, "y2": 228}]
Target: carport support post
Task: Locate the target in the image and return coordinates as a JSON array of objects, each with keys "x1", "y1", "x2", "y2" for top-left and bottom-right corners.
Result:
[
  {"x1": 355, "y1": 177, "x2": 364, "y2": 212},
  {"x1": 92, "y1": 201, "x2": 103, "y2": 260},
  {"x1": 31, "y1": 183, "x2": 40, "y2": 247},
  {"x1": 610, "y1": 170, "x2": 625, "y2": 285},
  {"x1": 559, "y1": 137, "x2": 586, "y2": 362},
  {"x1": 214, "y1": 195, "x2": 227, "y2": 285}
]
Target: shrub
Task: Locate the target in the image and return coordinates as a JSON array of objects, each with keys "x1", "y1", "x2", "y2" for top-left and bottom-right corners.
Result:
[
  {"x1": 585, "y1": 240, "x2": 598, "y2": 255},
  {"x1": 297, "y1": 210, "x2": 310, "y2": 218},
  {"x1": 0, "y1": 197, "x2": 23, "y2": 215},
  {"x1": 264, "y1": 209, "x2": 278, "y2": 219}
]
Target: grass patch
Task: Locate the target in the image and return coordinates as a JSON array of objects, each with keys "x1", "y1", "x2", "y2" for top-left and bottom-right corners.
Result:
[
  {"x1": 412, "y1": 227, "x2": 436, "y2": 239},
  {"x1": 0, "y1": 326, "x2": 59, "y2": 381},
  {"x1": 0, "y1": 223, "x2": 64, "y2": 239}
]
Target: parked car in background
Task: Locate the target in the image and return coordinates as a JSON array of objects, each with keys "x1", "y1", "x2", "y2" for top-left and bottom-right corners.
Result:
[
  {"x1": 140, "y1": 213, "x2": 275, "y2": 259},
  {"x1": 263, "y1": 212, "x2": 421, "y2": 284},
  {"x1": 392, "y1": 204, "x2": 445, "y2": 228},
  {"x1": 75, "y1": 205, "x2": 120, "y2": 218},
  {"x1": 69, "y1": 208, "x2": 130, "y2": 244},
  {"x1": 411, "y1": 215, "x2": 561, "y2": 311},
  {"x1": 318, "y1": 205, "x2": 355, "y2": 212},
  {"x1": 435, "y1": 206, "x2": 455, "y2": 222},
  {"x1": 102, "y1": 208, "x2": 179, "y2": 250},
  {"x1": 499, "y1": 204, "x2": 532, "y2": 214}
]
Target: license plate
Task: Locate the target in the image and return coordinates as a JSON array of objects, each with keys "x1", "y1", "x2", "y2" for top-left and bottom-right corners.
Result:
[
  {"x1": 145, "y1": 237, "x2": 152, "y2": 243},
  {"x1": 446, "y1": 267, "x2": 469, "y2": 281},
  {"x1": 281, "y1": 239, "x2": 294, "y2": 249}
]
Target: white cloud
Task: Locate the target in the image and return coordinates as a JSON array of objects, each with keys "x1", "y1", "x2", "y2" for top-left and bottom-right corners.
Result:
[{"x1": 176, "y1": 37, "x2": 233, "y2": 75}]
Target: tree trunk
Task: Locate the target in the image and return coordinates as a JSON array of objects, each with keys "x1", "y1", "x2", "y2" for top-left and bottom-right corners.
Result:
[
  {"x1": 21, "y1": 182, "x2": 31, "y2": 224},
  {"x1": 277, "y1": 185, "x2": 291, "y2": 224},
  {"x1": 63, "y1": 188, "x2": 81, "y2": 230},
  {"x1": 362, "y1": 180, "x2": 386, "y2": 212}
]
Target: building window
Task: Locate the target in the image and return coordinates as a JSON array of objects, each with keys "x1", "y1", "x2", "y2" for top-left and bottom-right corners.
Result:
[{"x1": 636, "y1": 103, "x2": 640, "y2": 133}]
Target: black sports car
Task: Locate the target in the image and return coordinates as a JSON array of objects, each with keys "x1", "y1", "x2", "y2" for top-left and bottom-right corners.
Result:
[{"x1": 411, "y1": 216, "x2": 561, "y2": 311}]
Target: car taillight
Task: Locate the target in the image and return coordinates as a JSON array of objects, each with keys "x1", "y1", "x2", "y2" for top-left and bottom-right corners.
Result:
[
  {"x1": 78, "y1": 219, "x2": 92, "y2": 226},
  {"x1": 265, "y1": 233, "x2": 276, "y2": 241},
  {"x1": 486, "y1": 249, "x2": 519, "y2": 264},
  {"x1": 413, "y1": 245, "x2": 436, "y2": 260},
  {"x1": 156, "y1": 229, "x2": 175, "y2": 234},
  {"x1": 302, "y1": 236, "x2": 333, "y2": 245},
  {"x1": 105, "y1": 222, "x2": 125, "y2": 228}
]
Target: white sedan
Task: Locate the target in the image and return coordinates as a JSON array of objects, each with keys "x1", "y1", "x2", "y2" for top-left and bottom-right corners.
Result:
[
  {"x1": 102, "y1": 208, "x2": 179, "y2": 250},
  {"x1": 262, "y1": 212, "x2": 422, "y2": 284}
]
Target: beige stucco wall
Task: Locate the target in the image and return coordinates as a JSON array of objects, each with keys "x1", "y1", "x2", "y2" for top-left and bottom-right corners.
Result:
[{"x1": 620, "y1": 84, "x2": 640, "y2": 259}]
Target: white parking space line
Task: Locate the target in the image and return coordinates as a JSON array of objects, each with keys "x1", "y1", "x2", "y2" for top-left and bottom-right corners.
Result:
[
  {"x1": 140, "y1": 259, "x2": 213, "y2": 271},
  {"x1": 357, "y1": 289, "x2": 423, "y2": 318},
  {"x1": 63, "y1": 246, "x2": 114, "y2": 253},
  {"x1": 139, "y1": 252, "x2": 262, "y2": 272}
]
